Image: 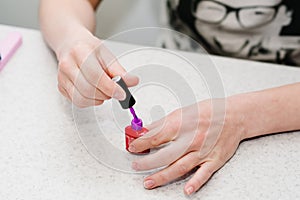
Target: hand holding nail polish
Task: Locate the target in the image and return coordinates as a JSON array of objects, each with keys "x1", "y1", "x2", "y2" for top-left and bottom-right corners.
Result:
[
  {"x1": 55, "y1": 34, "x2": 139, "y2": 108},
  {"x1": 112, "y1": 76, "x2": 150, "y2": 154}
]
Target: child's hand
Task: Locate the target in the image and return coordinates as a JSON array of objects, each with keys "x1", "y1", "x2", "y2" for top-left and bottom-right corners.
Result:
[
  {"x1": 129, "y1": 99, "x2": 246, "y2": 195},
  {"x1": 56, "y1": 33, "x2": 139, "y2": 107}
]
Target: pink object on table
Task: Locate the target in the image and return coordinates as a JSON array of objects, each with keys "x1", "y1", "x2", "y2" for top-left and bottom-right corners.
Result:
[{"x1": 0, "y1": 32, "x2": 22, "y2": 71}]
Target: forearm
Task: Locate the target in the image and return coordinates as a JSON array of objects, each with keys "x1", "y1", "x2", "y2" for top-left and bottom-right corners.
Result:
[
  {"x1": 229, "y1": 82, "x2": 300, "y2": 139},
  {"x1": 39, "y1": 0, "x2": 99, "y2": 58}
]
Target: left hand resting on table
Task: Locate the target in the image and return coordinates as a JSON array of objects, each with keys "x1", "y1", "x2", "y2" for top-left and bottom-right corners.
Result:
[{"x1": 129, "y1": 98, "x2": 246, "y2": 195}]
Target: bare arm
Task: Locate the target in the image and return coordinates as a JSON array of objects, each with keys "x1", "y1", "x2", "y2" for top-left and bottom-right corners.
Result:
[
  {"x1": 237, "y1": 82, "x2": 300, "y2": 139},
  {"x1": 39, "y1": 0, "x2": 101, "y2": 57}
]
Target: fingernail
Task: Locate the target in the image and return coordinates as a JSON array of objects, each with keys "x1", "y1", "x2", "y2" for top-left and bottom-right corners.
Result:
[
  {"x1": 144, "y1": 179, "x2": 155, "y2": 189},
  {"x1": 128, "y1": 145, "x2": 136, "y2": 152},
  {"x1": 132, "y1": 162, "x2": 139, "y2": 170},
  {"x1": 113, "y1": 89, "x2": 125, "y2": 101},
  {"x1": 186, "y1": 186, "x2": 194, "y2": 195}
]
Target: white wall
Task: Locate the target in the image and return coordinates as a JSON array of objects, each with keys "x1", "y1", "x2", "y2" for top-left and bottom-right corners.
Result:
[
  {"x1": 0, "y1": 0, "x2": 40, "y2": 29},
  {"x1": 0, "y1": 0, "x2": 161, "y2": 44},
  {"x1": 96, "y1": 1, "x2": 161, "y2": 37}
]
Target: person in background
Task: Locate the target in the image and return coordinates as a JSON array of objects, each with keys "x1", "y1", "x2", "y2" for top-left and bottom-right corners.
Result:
[
  {"x1": 164, "y1": 0, "x2": 300, "y2": 65},
  {"x1": 40, "y1": 0, "x2": 300, "y2": 196}
]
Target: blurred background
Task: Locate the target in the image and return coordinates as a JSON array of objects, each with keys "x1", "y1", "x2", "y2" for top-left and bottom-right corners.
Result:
[{"x1": 0, "y1": 0, "x2": 161, "y2": 43}]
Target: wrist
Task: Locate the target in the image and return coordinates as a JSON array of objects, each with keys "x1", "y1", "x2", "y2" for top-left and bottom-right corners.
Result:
[
  {"x1": 55, "y1": 26, "x2": 99, "y2": 61},
  {"x1": 226, "y1": 94, "x2": 253, "y2": 141},
  {"x1": 199, "y1": 98, "x2": 248, "y2": 142},
  {"x1": 227, "y1": 91, "x2": 280, "y2": 140}
]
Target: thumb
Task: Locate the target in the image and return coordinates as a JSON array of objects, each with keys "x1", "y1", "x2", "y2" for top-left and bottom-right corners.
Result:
[{"x1": 122, "y1": 72, "x2": 139, "y2": 87}]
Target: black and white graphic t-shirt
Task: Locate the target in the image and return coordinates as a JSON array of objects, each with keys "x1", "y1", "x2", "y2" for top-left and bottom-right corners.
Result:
[{"x1": 162, "y1": 0, "x2": 300, "y2": 66}]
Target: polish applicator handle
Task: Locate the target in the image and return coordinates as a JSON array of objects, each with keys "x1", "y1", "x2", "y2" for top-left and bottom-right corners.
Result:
[{"x1": 112, "y1": 75, "x2": 136, "y2": 109}]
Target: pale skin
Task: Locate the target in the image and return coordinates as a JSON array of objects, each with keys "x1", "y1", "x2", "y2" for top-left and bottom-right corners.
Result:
[
  {"x1": 39, "y1": 0, "x2": 139, "y2": 108},
  {"x1": 40, "y1": 0, "x2": 300, "y2": 196}
]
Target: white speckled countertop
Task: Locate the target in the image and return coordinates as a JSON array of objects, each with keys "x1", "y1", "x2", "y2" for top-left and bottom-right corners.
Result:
[{"x1": 0, "y1": 24, "x2": 299, "y2": 200}]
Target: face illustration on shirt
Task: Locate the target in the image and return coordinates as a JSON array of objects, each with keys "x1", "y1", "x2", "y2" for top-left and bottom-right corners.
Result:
[{"x1": 191, "y1": 0, "x2": 293, "y2": 58}]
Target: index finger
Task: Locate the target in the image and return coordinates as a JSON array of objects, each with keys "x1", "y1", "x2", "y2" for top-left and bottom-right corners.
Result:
[
  {"x1": 132, "y1": 136, "x2": 192, "y2": 171},
  {"x1": 80, "y1": 53, "x2": 126, "y2": 100}
]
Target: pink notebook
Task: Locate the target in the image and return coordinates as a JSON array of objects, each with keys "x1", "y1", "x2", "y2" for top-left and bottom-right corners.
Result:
[{"x1": 0, "y1": 32, "x2": 22, "y2": 71}]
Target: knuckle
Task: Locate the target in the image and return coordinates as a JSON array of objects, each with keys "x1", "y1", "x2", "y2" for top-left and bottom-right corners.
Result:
[
  {"x1": 150, "y1": 136, "x2": 160, "y2": 146},
  {"x1": 57, "y1": 72, "x2": 65, "y2": 85},
  {"x1": 69, "y1": 44, "x2": 82, "y2": 58},
  {"x1": 195, "y1": 151, "x2": 203, "y2": 161},
  {"x1": 168, "y1": 123, "x2": 178, "y2": 134},
  {"x1": 80, "y1": 87, "x2": 94, "y2": 99},
  {"x1": 203, "y1": 166, "x2": 214, "y2": 177},
  {"x1": 177, "y1": 164, "x2": 188, "y2": 175},
  {"x1": 58, "y1": 59, "x2": 70, "y2": 73},
  {"x1": 64, "y1": 84, "x2": 74, "y2": 97},
  {"x1": 62, "y1": 80, "x2": 74, "y2": 94},
  {"x1": 164, "y1": 120, "x2": 178, "y2": 136},
  {"x1": 73, "y1": 97, "x2": 89, "y2": 108},
  {"x1": 166, "y1": 112, "x2": 180, "y2": 127},
  {"x1": 157, "y1": 173, "x2": 168, "y2": 183},
  {"x1": 191, "y1": 132, "x2": 206, "y2": 150},
  {"x1": 199, "y1": 117, "x2": 210, "y2": 128},
  {"x1": 193, "y1": 179, "x2": 203, "y2": 189},
  {"x1": 70, "y1": 41, "x2": 98, "y2": 64},
  {"x1": 57, "y1": 84, "x2": 64, "y2": 93}
]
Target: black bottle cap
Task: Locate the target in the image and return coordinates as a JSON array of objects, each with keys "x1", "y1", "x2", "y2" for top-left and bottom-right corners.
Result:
[{"x1": 112, "y1": 76, "x2": 136, "y2": 109}]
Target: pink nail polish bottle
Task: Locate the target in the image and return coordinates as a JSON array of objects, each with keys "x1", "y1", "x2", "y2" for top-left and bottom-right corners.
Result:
[
  {"x1": 125, "y1": 108, "x2": 150, "y2": 154},
  {"x1": 112, "y1": 76, "x2": 149, "y2": 154}
]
